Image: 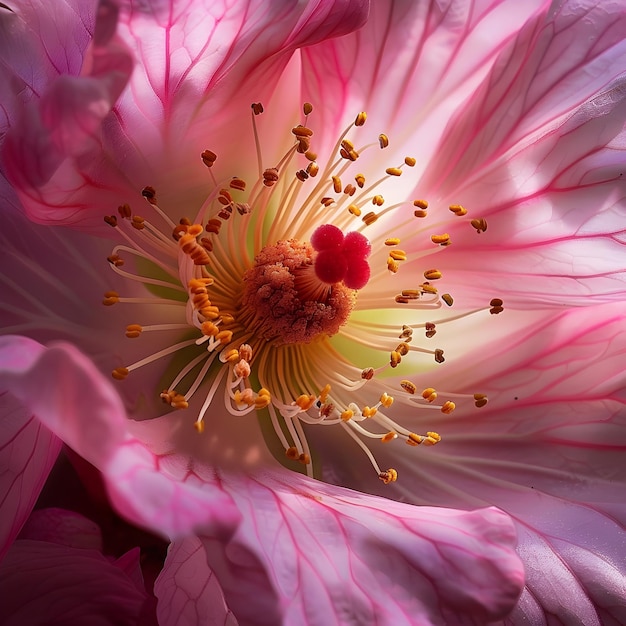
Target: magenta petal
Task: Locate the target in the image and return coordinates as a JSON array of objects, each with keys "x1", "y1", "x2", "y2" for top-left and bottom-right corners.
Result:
[
  {"x1": 155, "y1": 536, "x2": 237, "y2": 626},
  {"x1": 193, "y1": 471, "x2": 524, "y2": 625},
  {"x1": 19, "y1": 507, "x2": 103, "y2": 551},
  {"x1": 0, "y1": 389, "x2": 61, "y2": 560},
  {"x1": 0, "y1": 336, "x2": 241, "y2": 539},
  {"x1": 0, "y1": 539, "x2": 149, "y2": 624}
]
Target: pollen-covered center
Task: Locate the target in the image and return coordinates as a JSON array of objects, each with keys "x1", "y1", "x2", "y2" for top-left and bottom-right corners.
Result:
[{"x1": 240, "y1": 238, "x2": 356, "y2": 346}]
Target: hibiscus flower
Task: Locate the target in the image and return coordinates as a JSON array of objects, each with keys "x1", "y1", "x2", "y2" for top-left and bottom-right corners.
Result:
[{"x1": 1, "y1": 0, "x2": 625, "y2": 624}]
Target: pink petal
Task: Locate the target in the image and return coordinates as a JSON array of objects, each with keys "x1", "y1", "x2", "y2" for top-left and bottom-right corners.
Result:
[
  {"x1": 4, "y1": 0, "x2": 368, "y2": 231},
  {"x1": 318, "y1": 303, "x2": 626, "y2": 625},
  {"x1": 189, "y1": 471, "x2": 523, "y2": 626},
  {"x1": 0, "y1": 539, "x2": 149, "y2": 625},
  {"x1": 0, "y1": 335, "x2": 241, "y2": 539},
  {"x1": 0, "y1": 390, "x2": 60, "y2": 560},
  {"x1": 155, "y1": 536, "x2": 237, "y2": 626},
  {"x1": 18, "y1": 507, "x2": 103, "y2": 551}
]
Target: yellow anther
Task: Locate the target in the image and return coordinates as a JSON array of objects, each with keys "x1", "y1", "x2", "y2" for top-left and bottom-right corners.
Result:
[
  {"x1": 363, "y1": 211, "x2": 379, "y2": 225},
  {"x1": 303, "y1": 102, "x2": 313, "y2": 115},
  {"x1": 388, "y1": 258, "x2": 400, "y2": 273},
  {"x1": 194, "y1": 420, "x2": 205, "y2": 434},
  {"x1": 420, "y1": 283, "x2": 438, "y2": 295},
  {"x1": 230, "y1": 177, "x2": 246, "y2": 191},
  {"x1": 296, "y1": 394, "x2": 316, "y2": 411},
  {"x1": 395, "y1": 295, "x2": 409, "y2": 304},
  {"x1": 187, "y1": 223, "x2": 203, "y2": 237},
  {"x1": 404, "y1": 156, "x2": 416, "y2": 167},
  {"x1": 112, "y1": 367, "x2": 129, "y2": 381},
  {"x1": 419, "y1": 432, "x2": 438, "y2": 446},
  {"x1": 332, "y1": 176, "x2": 342, "y2": 193},
  {"x1": 385, "y1": 238, "x2": 400, "y2": 246},
  {"x1": 355, "y1": 111, "x2": 367, "y2": 126},
  {"x1": 400, "y1": 380, "x2": 417, "y2": 394},
  {"x1": 223, "y1": 348, "x2": 240, "y2": 363},
  {"x1": 200, "y1": 305, "x2": 220, "y2": 320},
  {"x1": 414, "y1": 209, "x2": 428, "y2": 218},
  {"x1": 102, "y1": 291, "x2": 120, "y2": 306},
  {"x1": 341, "y1": 139, "x2": 355, "y2": 152},
  {"x1": 423, "y1": 269, "x2": 442, "y2": 280},
  {"x1": 285, "y1": 447, "x2": 299, "y2": 460},
  {"x1": 441, "y1": 401, "x2": 456, "y2": 414},
  {"x1": 305, "y1": 150, "x2": 317, "y2": 161},
  {"x1": 319, "y1": 384, "x2": 331, "y2": 403},
  {"x1": 234, "y1": 389, "x2": 255, "y2": 406},
  {"x1": 474, "y1": 393, "x2": 488, "y2": 408},
  {"x1": 371, "y1": 195, "x2": 384, "y2": 206},
  {"x1": 291, "y1": 125, "x2": 313, "y2": 138},
  {"x1": 413, "y1": 199, "x2": 429, "y2": 209},
  {"x1": 395, "y1": 342, "x2": 410, "y2": 356},
  {"x1": 389, "y1": 249, "x2": 407, "y2": 261},
  {"x1": 361, "y1": 367, "x2": 374, "y2": 380},
  {"x1": 355, "y1": 173, "x2": 365, "y2": 188},
  {"x1": 431, "y1": 233, "x2": 450, "y2": 245},
  {"x1": 251, "y1": 102, "x2": 264, "y2": 115},
  {"x1": 307, "y1": 162, "x2": 319, "y2": 177},
  {"x1": 449, "y1": 204, "x2": 467, "y2": 216},
  {"x1": 407, "y1": 433, "x2": 423, "y2": 446},
  {"x1": 255, "y1": 389, "x2": 271, "y2": 409},
  {"x1": 378, "y1": 134, "x2": 389, "y2": 148},
  {"x1": 201, "y1": 149, "x2": 217, "y2": 168},
  {"x1": 441, "y1": 293, "x2": 454, "y2": 307},
  {"x1": 201, "y1": 321, "x2": 219, "y2": 336},
  {"x1": 125, "y1": 324, "x2": 143, "y2": 339},
  {"x1": 298, "y1": 453, "x2": 311, "y2": 465},
  {"x1": 341, "y1": 409, "x2": 354, "y2": 421},
  {"x1": 381, "y1": 432, "x2": 397, "y2": 443},
  {"x1": 378, "y1": 468, "x2": 397, "y2": 484},
  {"x1": 220, "y1": 313, "x2": 235, "y2": 325},
  {"x1": 171, "y1": 393, "x2": 189, "y2": 410},
  {"x1": 380, "y1": 393, "x2": 394, "y2": 408},
  {"x1": 401, "y1": 290, "x2": 419, "y2": 298},
  {"x1": 385, "y1": 167, "x2": 402, "y2": 176},
  {"x1": 390, "y1": 351, "x2": 402, "y2": 368},
  {"x1": 216, "y1": 330, "x2": 233, "y2": 345},
  {"x1": 362, "y1": 406, "x2": 377, "y2": 418},
  {"x1": 422, "y1": 388, "x2": 437, "y2": 403},
  {"x1": 348, "y1": 204, "x2": 362, "y2": 217},
  {"x1": 471, "y1": 218, "x2": 488, "y2": 233}
]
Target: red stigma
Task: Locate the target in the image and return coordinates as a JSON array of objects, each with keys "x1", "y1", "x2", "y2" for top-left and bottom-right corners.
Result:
[{"x1": 311, "y1": 224, "x2": 371, "y2": 289}]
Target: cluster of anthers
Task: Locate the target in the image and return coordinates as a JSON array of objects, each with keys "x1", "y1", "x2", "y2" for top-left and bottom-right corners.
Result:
[{"x1": 102, "y1": 102, "x2": 503, "y2": 484}]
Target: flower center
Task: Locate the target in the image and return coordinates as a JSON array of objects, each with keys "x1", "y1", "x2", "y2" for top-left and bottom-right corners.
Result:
[{"x1": 102, "y1": 102, "x2": 503, "y2": 485}]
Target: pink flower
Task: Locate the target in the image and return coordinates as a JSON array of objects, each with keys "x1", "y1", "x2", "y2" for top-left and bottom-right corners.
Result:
[{"x1": 1, "y1": 0, "x2": 625, "y2": 624}]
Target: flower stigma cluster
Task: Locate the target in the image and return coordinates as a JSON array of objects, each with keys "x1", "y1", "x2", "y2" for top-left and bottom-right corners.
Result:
[{"x1": 102, "y1": 103, "x2": 503, "y2": 484}]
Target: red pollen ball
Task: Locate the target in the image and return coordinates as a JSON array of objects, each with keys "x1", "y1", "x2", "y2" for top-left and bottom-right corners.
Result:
[
  {"x1": 314, "y1": 250, "x2": 348, "y2": 284},
  {"x1": 311, "y1": 224, "x2": 344, "y2": 251},
  {"x1": 343, "y1": 231, "x2": 371, "y2": 258},
  {"x1": 344, "y1": 258, "x2": 371, "y2": 290}
]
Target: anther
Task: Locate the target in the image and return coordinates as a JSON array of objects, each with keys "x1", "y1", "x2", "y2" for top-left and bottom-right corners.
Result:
[
  {"x1": 332, "y1": 176, "x2": 342, "y2": 193},
  {"x1": 118, "y1": 203, "x2": 132, "y2": 219},
  {"x1": 380, "y1": 393, "x2": 394, "y2": 408},
  {"x1": 355, "y1": 112, "x2": 367, "y2": 126},
  {"x1": 424, "y1": 432, "x2": 441, "y2": 446},
  {"x1": 141, "y1": 186, "x2": 157, "y2": 204},
  {"x1": 425, "y1": 322, "x2": 436, "y2": 338},
  {"x1": 125, "y1": 324, "x2": 143, "y2": 338},
  {"x1": 296, "y1": 170, "x2": 309, "y2": 182},
  {"x1": 381, "y1": 432, "x2": 397, "y2": 443},
  {"x1": 303, "y1": 102, "x2": 313, "y2": 115},
  {"x1": 404, "y1": 157, "x2": 416, "y2": 167},
  {"x1": 102, "y1": 291, "x2": 120, "y2": 306},
  {"x1": 441, "y1": 401, "x2": 456, "y2": 414},
  {"x1": 230, "y1": 178, "x2": 246, "y2": 191},
  {"x1": 251, "y1": 102, "x2": 264, "y2": 115},
  {"x1": 442, "y1": 293, "x2": 454, "y2": 306},
  {"x1": 401, "y1": 380, "x2": 417, "y2": 394},
  {"x1": 474, "y1": 393, "x2": 489, "y2": 408},
  {"x1": 341, "y1": 409, "x2": 354, "y2": 421},
  {"x1": 431, "y1": 233, "x2": 450, "y2": 246},
  {"x1": 112, "y1": 367, "x2": 129, "y2": 380},
  {"x1": 343, "y1": 184, "x2": 356, "y2": 196},
  {"x1": 434, "y1": 349, "x2": 445, "y2": 363},
  {"x1": 378, "y1": 469, "x2": 398, "y2": 484},
  {"x1": 194, "y1": 421, "x2": 205, "y2": 434},
  {"x1": 386, "y1": 167, "x2": 402, "y2": 176},
  {"x1": 107, "y1": 254, "x2": 124, "y2": 267},
  {"x1": 489, "y1": 298, "x2": 504, "y2": 315},
  {"x1": 307, "y1": 162, "x2": 319, "y2": 177},
  {"x1": 348, "y1": 204, "x2": 361, "y2": 216},
  {"x1": 395, "y1": 342, "x2": 410, "y2": 356},
  {"x1": 363, "y1": 212, "x2": 379, "y2": 225},
  {"x1": 471, "y1": 218, "x2": 488, "y2": 233},
  {"x1": 296, "y1": 394, "x2": 316, "y2": 411},
  {"x1": 422, "y1": 388, "x2": 437, "y2": 402},
  {"x1": 234, "y1": 360, "x2": 250, "y2": 378},
  {"x1": 407, "y1": 433, "x2": 423, "y2": 446},
  {"x1": 201, "y1": 150, "x2": 217, "y2": 168},
  {"x1": 362, "y1": 406, "x2": 377, "y2": 418},
  {"x1": 285, "y1": 447, "x2": 299, "y2": 460},
  {"x1": 385, "y1": 238, "x2": 400, "y2": 246},
  {"x1": 378, "y1": 134, "x2": 389, "y2": 149},
  {"x1": 131, "y1": 215, "x2": 145, "y2": 230},
  {"x1": 389, "y1": 249, "x2": 407, "y2": 261},
  {"x1": 305, "y1": 150, "x2": 317, "y2": 161},
  {"x1": 355, "y1": 174, "x2": 365, "y2": 188},
  {"x1": 291, "y1": 125, "x2": 313, "y2": 138},
  {"x1": 390, "y1": 351, "x2": 402, "y2": 368},
  {"x1": 104, "y1": 215, "x2": 118, "y2": 227},
  {"x1": 361, "y1": 367, "x2": 374, "y2": 380},
  {"x1": 449, "y1": 204, "x2": 467, "y2": 216},
  {"x1": 372, "y1": 195, "x2": 384, "y2": 206},
  {"x1": 298, "y1": 453, "x2": 311, "y2": 465},
  {"x1": 423, "y1": 269, "x2": 442, "y2": 280},
  {"x1": 321, "y1": 197, "x2": 335, "y2": 207}
]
